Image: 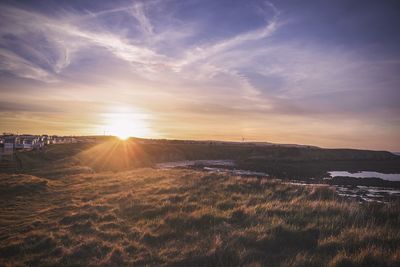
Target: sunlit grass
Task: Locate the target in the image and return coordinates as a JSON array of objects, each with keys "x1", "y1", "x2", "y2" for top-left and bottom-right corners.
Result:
[
  {"x1": 4, "y1": 141, "x2": 400, "y2": 266},
  {"x1": 75, "y1": 138, "x2": 149, "y2": 171},
  {"x1": 0, "y1": 167, "x2": 399, "y2": 266}
]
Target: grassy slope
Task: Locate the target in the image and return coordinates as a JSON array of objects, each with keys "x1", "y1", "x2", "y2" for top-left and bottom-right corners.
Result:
[
  {"x1": 0, "y1": 168, "x2": 399, "y2": 266},
  {"x1": 16, "y1": 140, "x2": 400, "y2": 174}
]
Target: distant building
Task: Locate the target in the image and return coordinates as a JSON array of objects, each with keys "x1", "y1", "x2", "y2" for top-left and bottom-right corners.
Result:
[
  {"x1": 0, "y1": 133, "x2": 79, "y2": 162},
  {"x1": 3, "y1": 136, "x2": 18, "y2": 154}
]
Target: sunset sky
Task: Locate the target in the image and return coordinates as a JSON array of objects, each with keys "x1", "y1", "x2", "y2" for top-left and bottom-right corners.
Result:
[{"x1": 0, "y1": 0, "x2": 399, "y2": 151}]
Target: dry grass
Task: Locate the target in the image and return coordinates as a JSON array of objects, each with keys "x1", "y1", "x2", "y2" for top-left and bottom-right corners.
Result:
[{"x1": 0, "y1": 168, "x2": 399, "y2": 266}]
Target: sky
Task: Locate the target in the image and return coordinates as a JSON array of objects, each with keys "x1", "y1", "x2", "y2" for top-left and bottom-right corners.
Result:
[{"x1": 0, "y1": 0, "x2": 399, "y2": 151}]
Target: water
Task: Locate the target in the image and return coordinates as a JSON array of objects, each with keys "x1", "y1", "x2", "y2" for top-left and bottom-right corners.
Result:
[
  {"x1": 328, "y1": 171, "x2": 400, "y2": 181},
  {"x1": 156, "y1": 160, "x2": 235, "y2": 169},
  {"x1": 335, "y1": 185, "x2": 400, "y2": 202},
  {"x1": 156, "y1": 160, "x2": 267, "y2": 177},
  {"x1": 203, "y1": 167, "x2": 267, "y2": 177}
]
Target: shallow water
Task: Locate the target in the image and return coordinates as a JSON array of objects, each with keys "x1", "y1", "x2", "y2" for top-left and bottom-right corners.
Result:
[
  {"x1": 156, "y1": 160, "x2": 267, "y2": 177},
  {"x1": 335, "y1": 185, "x2": 400, "y2": 202},
  {"x1": 203, "y1": 167, "x2": 268, "y2": 177},
  {"x1": 156, "y1": 160, "x2": 235, "y2": 169},
  {"x1": 157, "y1": 161, "x2": 400, "y2": 202},
  {"x1": 329, "y1": 171, "x2": 400, "y2": 181}
]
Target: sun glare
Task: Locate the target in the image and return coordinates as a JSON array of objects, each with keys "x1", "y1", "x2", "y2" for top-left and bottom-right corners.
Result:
[
  {"x1": 102, "y1": 110, "x2": 151, "y2": 140},
  {"x1": 116, "y1": 134, "x2": 129, "y2": 141}
]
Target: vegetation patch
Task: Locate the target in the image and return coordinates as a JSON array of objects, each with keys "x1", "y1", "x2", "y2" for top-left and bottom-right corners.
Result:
[{"x1": 0, "y1": 168, "x2": 399, "y2": 266}]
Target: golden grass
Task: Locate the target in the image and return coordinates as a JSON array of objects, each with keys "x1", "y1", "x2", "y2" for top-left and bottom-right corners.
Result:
[{"x1": 0, "y1": 168, "x2": 399, "y2": 266}]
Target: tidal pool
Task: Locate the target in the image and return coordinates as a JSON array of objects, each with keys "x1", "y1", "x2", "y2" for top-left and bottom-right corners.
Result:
[
  {"x1": 156, "y1": 160, "x2": 267, "y2": 177},
  {"x1": 156, "y1": 160, "x2": 235, "y2": 169},
  {"x1": 329, "y1": 171, "x2": 400, "y2": 181}
]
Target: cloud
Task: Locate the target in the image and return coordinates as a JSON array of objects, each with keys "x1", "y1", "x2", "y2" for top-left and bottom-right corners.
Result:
[
  {"x1": 0, "y1": 48, "x2": 53, "y2": 81},
  {"x1": 177, "y1": 19, "x2": 278, "y2": 68},
  {"x1": 130, "y1": 2, "x2": 154, "y2": 36},
  {"x1": 0, "y1": 0, "x2": 395, "y2": 109},
  {"x1": 0, "y1": 1, "x2": 281, "y2": 83},
  {"x1": 0, "y1": 3, "x2": 170, "y2": 81},
  {"x1": 0, "y1": 100, "x2": 61, "y2": 113}
]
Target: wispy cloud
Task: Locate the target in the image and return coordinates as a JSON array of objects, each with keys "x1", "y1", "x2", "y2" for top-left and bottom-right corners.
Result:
[
  {"x1": 130, "y1": 2, "x2": 154, "y2": 36},
  {"x1": 0, "y1": 3, "x2": 168, "y2": 81},
  {"x1": 0, "y1": 48, "x2": 53, "y2": 81},
  {"x1": 0, "y1": 1, "x2": 281, "y2": 82},
  {"x1": 177, "y1": 18, "x2": 278, "y2": 68}
]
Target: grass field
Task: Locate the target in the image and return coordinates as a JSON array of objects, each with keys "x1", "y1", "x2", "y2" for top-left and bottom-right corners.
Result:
[{"x1": 1, "y1": 166, "x2": 399, "y2": 266}]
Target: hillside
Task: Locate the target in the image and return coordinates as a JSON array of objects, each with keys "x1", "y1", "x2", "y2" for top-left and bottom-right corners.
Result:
[
  {"x1": 14, "y1": 139, "x2": 400, "y2": 174},
  {"x1": 0, "y1": 168, "x2": 399, "y2": 266}
]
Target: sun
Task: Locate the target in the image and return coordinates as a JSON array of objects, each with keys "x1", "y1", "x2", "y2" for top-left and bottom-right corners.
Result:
[
  {"x1": 102, "y1": 110, "x2": 151, "y2": 140},
  {"x1": 110, "y1": 119, "x2": 135, "y2": 140},
  {"x1": 116, "y1": 133, "x2": 129, "y2": 141}
]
